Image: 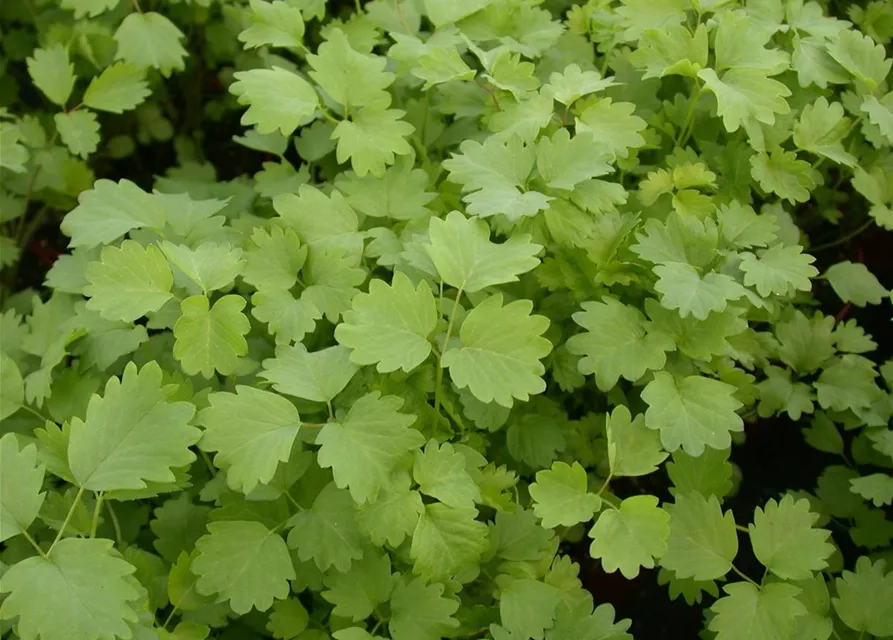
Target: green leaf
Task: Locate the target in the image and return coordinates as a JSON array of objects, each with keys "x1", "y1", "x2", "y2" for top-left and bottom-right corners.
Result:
[
  {"x1": 567, "y1": 297, "x2": 674, "y2": 391},
  {"x1": 322, "y1": 551, "x2": 394, "y2": 621},
  {"x1": 161, "y1": 241, "x2": 244, "y2": 293},
  {"x1": 357, "y1": 472, "x2": 424, "y2": 547},
  {"x1": 643, "y1": 372, "x2": 744, "y2": 455},
  {"x1": 824, "y1": 261, "x2": 888, "y2": 306},
  {"x1": 197, "y1": 387, "x2": 301, "y2": 494},
  {"x1": 698, "y1": 68, "x2": 791, "y2": 133},
  {"x1": 239, "y1": 0, "x2": 305, "y2": 49},
  {"x1": 630, "y1": 25, "x2": 708, "y2": 79},
  {"x1": 793, "y1": 97, "x2": 858, "y2": 166},
  {"x1": 26, "y1": 44, "x2": 75, "y2": 106},
  {"x1": 60, "y1": 0, "x2": 119, "y2": 18},
  {"x1": 260, "y1": 344, "x2": 358, "y2": 403},
  {"x1": 410, "y1": 503, "x2": 488, "y2": 581},
  {"x1": 815, "y1": 355, "x2": 881, "y2": 412},
  {"x1": 61, "y1": 179, "x2": 164, "y2": 249},
  {"x1": 607, "y1": 405, "x2": 668, "y2": 478},
  {"x1": 114, "y1": 12, "x2": 188, "y2": 77},
  {"x1": 442, "y1": 294, "x2": 552, "y2": 408},
  {"x1": 497, "y1": 577, "x2": 561, "y2": 640},
  {"x1": 413, "y1": 440, "x2": 480, "y2": 508},
  {"x1": 750, "y1": 149, "x2": 818, "y2": 204},
  {"x1": 388, "y1": 577, "x2": 459, "y2": 640},
  {"x1": 84, "y1": 240, "x2": 173, "y2": 322},
  {"x1": 826, "y1": 29, "x2": 892, "y2": 91},
  {"x1": 861, "y1": 92, "x2": 893, "y2": 144},
  {"x1": 529, "y1": 461, "x2": 600, "y2": 528},
  {"x1": 0, "y1": 538, "x2": 141, "y2": 640},
  {"x1": 749, "y1": 495, "x2": 834, "y2": 580},
  {"x1": 332, "y1": 108, "x2": 414, "y2": 178},
  {"x1": 54, "y1": 111, "x2": 100, "y2": 159},
  {"x1": 251, "y1": 289, "x2": 321, "y2": 345},
  {"x1": 422, "y1": 211, "x2": 541, "y2": 292},
  {"x1": 318, "y1": 392, "x2": 423, "y2": 503},
  {"x1": 412, "y1": 46, "x2": 475, "y2": 89},
  {"x1": 287, "y1": 482, "x2": 364, "y2": 572},
  {"x1": 653, "y1": 263, "x2": 747, "y2": 320},
  {"x1": 0, "y1": 122, "x2": 28, "y2": 173},
  {"x1": 709, "y1": 582, "x2": 807, "y2": 640},
  {"x1": 545, "y1": 63, "x2": 615, "y2": 106},
  {"x1": 242, "y1": 225, "x2": 307, "y2": 291},
  {"x1": 535, "y1": 129, "x2": 613, "y2": 191},
  {"x1": 713, "y1": 11, "x2": 789, "y2": 74},
  {"x1": 307, "y1": 29, "x2": 394, "y2": 110},
  {"x1": 442, "y1": 136, "x2": 549, "y2": 220},
  {"x1": 83, "y1": 62, "x2": 150, "y2": 113},
  {"x1": 850, "y1": 474, "x2": 893, "y2": 507},
  {"x1": 575, "y1": 99, "x2": 647, "y2": 159},
  {"x1": 662, "y1": 493, "x2": 738, "y2": 581},
  {"x1": 173, "y1": 295, "x2": 251, "y2": 378},
  {"x1": 192, "y1": 521, "x2": 295, "y2": 615},
  {"x1": 335, "y1": 165, "x2": 434, "y2": 220},
  {"x1": 150, "y1": 495, "x2": 211, "y2": 563},
  {"x1": 231, "y1": 68, "x2": 319, "y2": 136},
  {"x1": 68, "y1": 362, "x2": 198, "y2": 491},
  {"x1": 739, "y1": 244, "x2": 817, "y2": 297},
  {"x1": 274, "y1": 184, "x2": 362, "y2": 254},
  {"x1": 0, "y1": 353, "x2": 24, "y2": 421},
  {"x1": 832, "y1": 557, "x2": 893, "y2": 637},
  {"x1": 267, "y1": 599, "x2": 309, "y2": 639},
  {"x1": 588, "y1": 495, "x2": 670, "y2": 579},
  {"x1": 335, "y1": 272, "x2": 437, "y2": 372},
  {"x1": 0, "y1": 434, "x2": 45, "y2": 543},
  {"x1": 423, "y1": 0, "x2": 490, "y2": 26},
  {"x1": 716, "y1": 201, "x2": 778, "y2": 249}
]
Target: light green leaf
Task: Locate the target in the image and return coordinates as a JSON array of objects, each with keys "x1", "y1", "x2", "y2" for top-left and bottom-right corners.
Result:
[
  {"x1": 749, "y1": 495, "x2": 834, "y2": 580},
  {"x1": 260, "y1": 344, "x2": 358, "y2": 403},
  {"x1": 239, "y1": 0, "x2": 305, "y2": 49},
  {"x1": 653, "y1": 263, "x2": 747, "y2": 320},
  {"x1": 242, "y1": 226, "x2": 307, "y2": 291},
  {"x1": 61, "y1": 179, "x2": 165, "y2": 249},
  {"x1": 824, "y1": 261, "x2": 888, "y2": 306},
  {"x1": 588, "y1": 495, "x2": 670, "y2": 579},
  {"x1": 267, "y1": 599, "x2": 309, "y2": 640},
  {"x1": 850, "y1": 474, "x2": 893, "y2": 507},
  {"x1": 335, "y1": 165, "x2": 434, "y2": 220},
  {"x1": 643, "y1": 372, "x2": 744, "y2": 455},
  {"x1": 713, "y1": 11, "x2": 789, "y2": 74},
  {"x1": 530, "y1": 461, "x2": 600, "y2": 528},
  {"x1": 832, "y1": 557, "x2": 893, "y2": 637},
  {"x1": 114, "y1": 12, "x2": 187, "y2": 77},
  {"x1": 607, "y1": 406, "x2": 668, "y2": 478},
  {"x1": 630, "y1": 25, "x2": 708, "y2": 79},
  {"x1": 0, "y1": 353, "x2": 24, "y2": 421},
  {"x1": 27, "y1": 44, "x2": 75, "y2": 106},
  {"x1": 160, "y1": 241, "x2": 244, "y2": 293},
  {"x1": 698, "y1": 68, "x2": 791, "y2": 133},
  {"x1": 357, "y1": 472, "x2": 424, "y2": 547},
  {"x1": 535, "y1": 129, "x2": 613, "y2": 191},
  {"x1": 545, "y1": 63, "x2": 616, "y2": 106},
  {"x1": 54, "y1": 111, "x2": 100, "y2": 159},
  {"x1": 497, "y1": 577, "x2": 561, "y2": 640},
  {"x1": 739, "y1": 244, "x2": 818, "y2": 297},
  {"x1": 61, "y1": 0, "x2": 119, "y2": 18},
  {"x1": 83, "y1": 62, "x2": 150, "y2": 113},
  {"x1": 412, "y1": 46, "x2": 475, "y2": 88},
  {"x1": 575, "y1": 98, "x2": 647, "y2": 159},
  {"x1": 413, "y1": 440, "x2": 480, "y2": 508},
  {"x1": 197, "y1": 387, "x2": 301, "y2": 495},
  {"x1": 750, "y1": 149, "x2": 818, "y2": 204},
  {"x1": 192, "y1": 521, "x2": 295, "y2": 615},
  {"x1": 173, "y1": 295, "x2": 251, "y2": 378},
  {"x1": 334, "y1": 272, "x2": 436, "y2": 372},
  {"x1": 332, "y1": 108, "x2": 414, "y2": 179},
  {"x1": 410, "y1": 503, "x2": 488, "y2": 581},
  {"x1": 231, "y1": 67, "x2": 319, "y2": 137},
  {"x1": 0, "y1": 434, "x2": 45, "y2": 543},
  {"x1": 442, "y1": 294, "x2": 552, "y2": 408},
  {"x1": 662, "y1": 493, "x2": 738, "y2": 581},
  {"x1": 567, "y1": 297, "x2": 674, "y2": 391},
  {"x1": 322, "y1": 551, "x2": 394, "y2": 622},
  {"x1": 0, "y1": 538, "x2": 141, "y2": 640},
  {"x1": 68, "y1": 362, "x2": 199, "y2": 491},
  {"x1": 318, "y1": 392, "x2": 423, "y2": 504},
  {"x1": 793, "y1": 97, "x2": 858, "y2": 166},
  {"x1": 251, "y1": 289, "x2": 321, "y2": 345},
  {"x1": 709, "y1": 582, "x2": 807, "y2": 640},
  {"x1": 861, "y1": 93, "x2": 893, "y2": 144},
  {"x1": 827, "y1": 29, "x2": 892, "y2": 91},
  {"x1": 307, "y1": 29, "x2": 394, "y2": 110},
  {"x1": 84, "y1": 240, "x2": 173, "y2": 322},
  {"x1": 288, "y1": 482, "x2": 364, "y2": 572},
  {"x1": 388, "y1": 577, "x2": 459, "y2": 640}
]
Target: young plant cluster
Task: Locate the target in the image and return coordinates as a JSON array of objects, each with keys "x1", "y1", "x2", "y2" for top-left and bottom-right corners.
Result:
[{"x1": 1, "y1": 0, "x2": 893, "y2": 639}]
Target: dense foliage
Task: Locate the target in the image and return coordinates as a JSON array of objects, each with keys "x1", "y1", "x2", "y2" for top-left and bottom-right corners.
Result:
[{"x1": 1, "y1": 0, "x2": 893, "y2": 639}]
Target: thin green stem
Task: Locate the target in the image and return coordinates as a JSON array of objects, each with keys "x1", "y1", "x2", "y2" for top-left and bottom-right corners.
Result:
[
  {"x1": 106, "y1": 501, "x2": 123, "y2": 548},
  {"x1": 735, "y1": 524, "x2": 750, "y2": 534},
  {"x1": 22, "y1": 530, "x2": 48, "y2": 559},
  {"x1": 90, "y1": 492, "x2": 104, "y2": 538},
  {"x1": 354, "y1": 0, "x2": 361, "y2": 12},
  {"x1": 132, "y1": 0, "x2": 142, "y2": 12},
  {"x1": 326, "y1": 400, "x2": 335, "y2": 422},
  {"x1": 730, "y1": 564, "x2": 760, "y2": 588},
  {"x1": 19, "y1": 404, "x2": 53, "y2": 423},
  {"x1": 810, "y1": 218, "x2": 873, "y2": 252},
  {"x1": 48, "y1": 485, "x2": 85, "y2": 556},
  {"x1": 676, "y1": 83, "x2": 703, "y2": 147},
  {"x1": 432, "y1": 288, "x2": 463, "y2": 428},
  {"x1": 596, "y1": 473, "x2": 613, "y2": 497},
  {"x1": 318, "y1": 107, "x2": 340, "y2": 125},
  {"x1": 198, "y1": 449, "x2": 216, "y2": 476}
]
